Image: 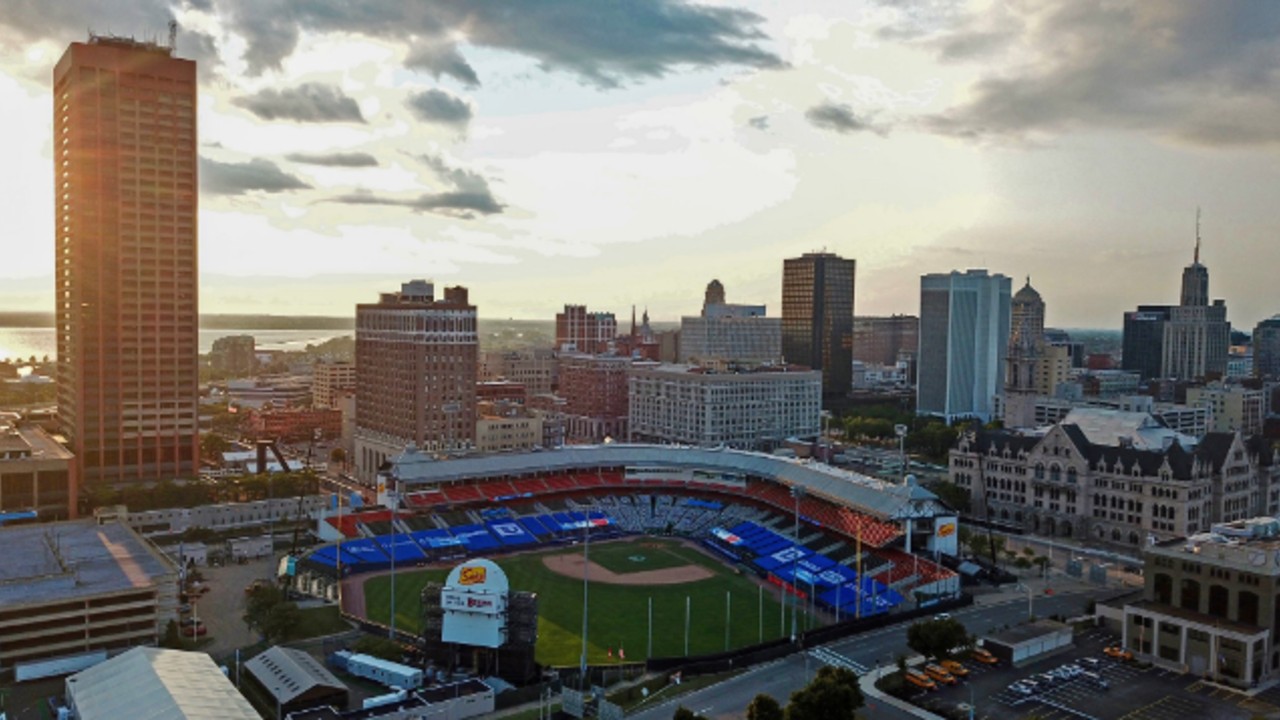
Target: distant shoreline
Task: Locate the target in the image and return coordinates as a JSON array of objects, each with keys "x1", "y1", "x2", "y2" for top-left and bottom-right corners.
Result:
[{"x1": 0, "y1": 312, "x2": 564, "y2": 330}]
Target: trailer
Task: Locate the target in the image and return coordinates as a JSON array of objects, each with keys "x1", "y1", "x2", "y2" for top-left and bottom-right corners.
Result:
[{"x1": 331, "y1": 651, "x2": 423, "y2": 690}]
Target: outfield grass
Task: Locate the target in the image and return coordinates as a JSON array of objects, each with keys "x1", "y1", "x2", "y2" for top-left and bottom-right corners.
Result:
[{"x1": 364, "y1": 538, "x2": 819, "y2": 666}]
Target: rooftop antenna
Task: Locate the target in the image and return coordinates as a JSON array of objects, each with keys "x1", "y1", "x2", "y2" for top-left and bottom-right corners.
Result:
[
  {"x1": 1194, "y1": 206, "x2": 1201, "y2": 265},
  {"x1": 168, "y1": 19, "x2": 177, "y2": 50}
]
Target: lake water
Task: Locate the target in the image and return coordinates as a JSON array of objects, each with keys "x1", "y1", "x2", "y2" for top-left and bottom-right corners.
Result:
[{"x1": 0, "y1": 328, "x2": 350, "y2": 363}]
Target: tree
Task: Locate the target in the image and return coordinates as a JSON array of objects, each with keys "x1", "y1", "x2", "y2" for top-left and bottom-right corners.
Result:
[
  {"x1": 746, "y1": 694, "x2": 783, "y2": 720},
  {"x1": 928, "y1": 480, "x2": 971, "y2": 514},
  {"x1": 1034, "y1": 556, "x2": 1051, "y2": 577},
  {"x1": 161, "y1": 619, "x2": 184, "y2": 649},
  {"x1": 785, "y1": 666, "x2": 863, "y2": 720},
  {"x1": 353, "y1": 635, "x2": 404, "y2": 662},
  {"x1": 1014, "y1": 556, "x2": 1033, "y2": 570},
  {"x1": 329, "y1": 447, "x2": 347, "y2": 468},
  {"x1": 906, "y1": 618, "x2": 971, "y2": 660},
  {"x1": 202, "y1": 433, "x2": 231, "y2": 461},
  {"x1": 243, "y1": 582, "x2": 286, "y2": 639},
  {"x1": 1022, "y1": 546, "x2": 1036, "y2": 557},
  {"x1": 261, "y1": 601, "x2": 301, "y2": 643}
]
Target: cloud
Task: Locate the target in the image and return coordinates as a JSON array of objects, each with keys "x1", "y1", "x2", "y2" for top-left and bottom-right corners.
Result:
[
  {"x1": 200, "y1": 157, "x2": 311, "y2": 195},
  {"x1": 0, "y1": 0, "x2": 174, "y2": 46},
  {"x1": 221, "y1": 0, "x2": 783, "y2": 86},
  {"x1": 328, "y1": 189, "x2": 502, "y2": 218},
  {"x1": 919, "y1": 2, "x2": 1280, "y2": 147},
  {"x1": 748, "y1": 115, "x2": 769, "y2": 130},
  {"x1": 805, "y1": 102, "x2": 886, "y2": 136},
  {"x1": 285, "y1": 151, "x2": 379, "y2": 167},
  {"x1": 232, "y1": 82, "x2": 365, "y2": 123},
  {"x1": 406, "y1": 88, "x2": 473, "y2": 126},
  {"x1": 325, "y1": 153, "x2": 502, "y2": 218}
]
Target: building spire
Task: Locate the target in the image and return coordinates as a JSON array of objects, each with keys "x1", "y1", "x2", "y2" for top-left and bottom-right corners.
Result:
[{"x1": 1195, "y1": 206, "x2": 1201, "y2": 265}]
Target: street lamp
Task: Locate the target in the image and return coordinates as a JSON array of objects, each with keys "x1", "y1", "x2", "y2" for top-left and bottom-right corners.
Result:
[{"x1": 894, "y1": 424, "x2": 908, "y2": 484}]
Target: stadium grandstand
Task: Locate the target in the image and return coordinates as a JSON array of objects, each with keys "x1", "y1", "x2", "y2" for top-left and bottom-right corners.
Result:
[{"x1": 297, "y1": 445, "x2": 960, "y2": 617}]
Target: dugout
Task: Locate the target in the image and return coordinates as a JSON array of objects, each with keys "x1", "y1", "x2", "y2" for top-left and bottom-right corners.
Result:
[{"x1": 980, "y1": 619, "x2": 1073, "y2": 666}]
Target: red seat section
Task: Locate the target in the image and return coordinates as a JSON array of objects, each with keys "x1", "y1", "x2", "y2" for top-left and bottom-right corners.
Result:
[{"x1": 441, "y1": 484, "x2": 483, "y2": 504}]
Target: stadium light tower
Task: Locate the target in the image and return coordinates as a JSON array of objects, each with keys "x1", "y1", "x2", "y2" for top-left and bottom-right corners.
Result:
[
  {"x1": 790, "y1": 484, "x2": 804, "y2": 643},
  {"x1": 389, "y1": 476, "x2": 399, "y2": 639}
]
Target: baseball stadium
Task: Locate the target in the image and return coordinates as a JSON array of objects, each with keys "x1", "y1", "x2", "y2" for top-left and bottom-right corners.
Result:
[{"x1": 293, "y1": 444, "x2": 960, "y2": 673}]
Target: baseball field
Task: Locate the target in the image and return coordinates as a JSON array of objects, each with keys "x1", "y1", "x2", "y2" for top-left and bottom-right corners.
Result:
[{"x1": 361, "y1": 537, "x2": 819, "y2": 666}]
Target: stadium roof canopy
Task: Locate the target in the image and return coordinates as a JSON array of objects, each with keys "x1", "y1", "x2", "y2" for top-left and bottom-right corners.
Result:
[
  {"x1": 66, "y1": 647, "x2": 259, "y2": 720},
  {"x1": 385, "y1": 444, "x2": 946, "y2": 520}
]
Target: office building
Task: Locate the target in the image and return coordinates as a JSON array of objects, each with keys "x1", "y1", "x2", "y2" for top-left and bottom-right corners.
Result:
[
  {"x1": 1187, "y1": 382, "x2": 1265, "y2": 436},
  {"x1": 628, "y1": 364, "x2": 822, "y2": 450},
  {"x1": 950, "y1": 408, "x2": 1279, "y2": 547},
  {"x1": 917, "y1": 269, "x2": 1012, "y2": 422},
  {"x1": 312, "y1": 361, "x2": 355, "y2": 409},
  {"x1": 55, "y1": 36, "x2": 200, "y2": 500},
  {"x1": 1115, "y1": 518, "x2": 1280, "y2": 688},
  {"x1": 1255, "y1": 316, "x2": 1280, "y2": 380},
  {"x1": 475, "y1": 403, "x2": 544, "y2": 454},
  {"x1": 555, "y1": 305, "x2": 617, "y2": 354},
  {"x1": 556, "y1": 353, "x2": 632, "y2": 443},
  {"x1": 209, "y1": 335, "x2": 256, "y2": 376},
  {"x1": 354, "y1": 281, "x2": 477, "y2": 481},
  {"x1": 852, "y1": 315, "x2": 918, "y2": 367},
  {"x1": 1123, "y1": 239, "x2": 1230, "y2": 382},
  {"x1": 480, "y1": 349, "x2": 555, "y2": 396},
  {"x1": 1122, "y1": 306, "x2": 1172, "y2": 380},
  {"x1": 782, "y1": 252, "x2": 855, "y2": 399},
  {"x1": 680, "y1": 280, "x2": 781, "y2": 365},
  {"x1": 0, "y1": 420, "x2": 74, "y2": 518}
]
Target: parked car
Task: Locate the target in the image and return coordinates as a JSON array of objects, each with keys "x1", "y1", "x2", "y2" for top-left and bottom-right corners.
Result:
[
  {"x1": 1037, "y1": 672, "x2": 1058, "y2": 686},
  {"x1": 1019, "y1": 678, "x2": 1041, "y2": 692},
  {"x1": 1103, "y1": 645, "x2": 1134, "y2": 661},
  {"x1": 1059, "y1": 664, "x2": 1083, "y2": 678},
  {"x1": 934, "y1": 613, "x2": 953, "y2": 621},
  {"x1": 1008, "y1": 683, "x2": 1033, "y2": 696},
  {"x1": 940, "y1": 659, "x2": 970, "y2": 677},
  {"x1": 1080, "y1": 657, "x2": 1103, "y2": 668},
  {"x1": 177, "y1": 604, "x2": 191, "y2": 615},
  {"x1": 181, "y1": 623, "x2": 207, "y2": 637},
  {"x1": 1082, "y1": 671, "x2": 1110, "y2": 689}
]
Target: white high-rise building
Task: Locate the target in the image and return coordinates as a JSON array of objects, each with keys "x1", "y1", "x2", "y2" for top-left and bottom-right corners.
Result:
[
  {"x1": 627, "y1": 364, "x2": 821, "y2": 450},
  {"x1": 917, "y1": 269, "x2": 1012, "y2": 422}
]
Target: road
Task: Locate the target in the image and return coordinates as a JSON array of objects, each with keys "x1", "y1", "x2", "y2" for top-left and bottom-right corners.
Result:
[{"x1": 629, "y1": 583, "x2": 1114, "y2": 720}]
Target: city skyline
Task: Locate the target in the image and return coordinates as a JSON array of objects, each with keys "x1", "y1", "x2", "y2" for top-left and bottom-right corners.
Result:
[{"x1": 2, "y1": 2, "x2": 1280, "y2": 328}]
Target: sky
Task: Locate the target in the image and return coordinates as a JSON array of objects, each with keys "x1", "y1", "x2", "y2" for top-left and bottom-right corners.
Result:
[{"x1": 1, "y1": 1, "x2": 1278, "y2": 329}]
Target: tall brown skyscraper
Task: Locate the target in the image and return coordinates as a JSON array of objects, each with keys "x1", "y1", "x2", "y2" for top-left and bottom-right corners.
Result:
[
  {"x1": 782, "y1": 252, "x2": 855, "y2": 399},
  {"x1": 54, "y1": 37, "x2": 199, "y2": 504},
  {"x1": 353, "y1": 281, "x2": 478, "y2": 481}
]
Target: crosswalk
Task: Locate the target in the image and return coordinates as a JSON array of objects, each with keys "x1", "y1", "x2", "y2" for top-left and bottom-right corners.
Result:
[{"x1": 808, "y1": 646, "x2": 870, "y2": 675}]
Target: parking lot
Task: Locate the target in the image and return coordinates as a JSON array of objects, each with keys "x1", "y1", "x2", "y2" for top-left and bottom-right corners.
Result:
[{"x1": 910, "y1": 626, "x2": 1272, "y2": 720}]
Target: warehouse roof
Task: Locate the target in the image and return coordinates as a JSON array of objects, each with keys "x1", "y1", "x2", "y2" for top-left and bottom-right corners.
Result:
[
  {"x1": 66, "y1": 647, "x2": 259, "y2": 720},
  {"x1": 245, "y1": 646, "x2": 347, "y2": 706}
]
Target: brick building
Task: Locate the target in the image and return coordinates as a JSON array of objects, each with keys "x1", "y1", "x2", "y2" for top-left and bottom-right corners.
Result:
[
  {"x1": 244, "y1": 405, "x2": 343, "y2": 443},
  {"x1": 354, "y1": 281, "x2": 477, "y2": 481},
  {"x1": 556, "y1": 354, "x2": 634, "y2": 443},
  {"x1": 555, "y1": 305, "x2": 617, "y2": 354}
]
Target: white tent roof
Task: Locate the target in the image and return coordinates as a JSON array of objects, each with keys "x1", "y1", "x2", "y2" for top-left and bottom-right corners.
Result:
[{"x1": 66, "y1": 647, "x2": 259, "y2": 720}]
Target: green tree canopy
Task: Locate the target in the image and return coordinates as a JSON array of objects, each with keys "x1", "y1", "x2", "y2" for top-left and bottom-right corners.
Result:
[
  {"x1": 746, "y1": 693, "x2": 783, "y2": 720},
  {"x1": 785, "y1": 666, "x2": 863, "y2": 720},
  {"x1": 906, "y1": 618, "x2": 971, "y2": 660},
  {"x1": 673, "y1": 706, "x2": 709, "y2": 720}
]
